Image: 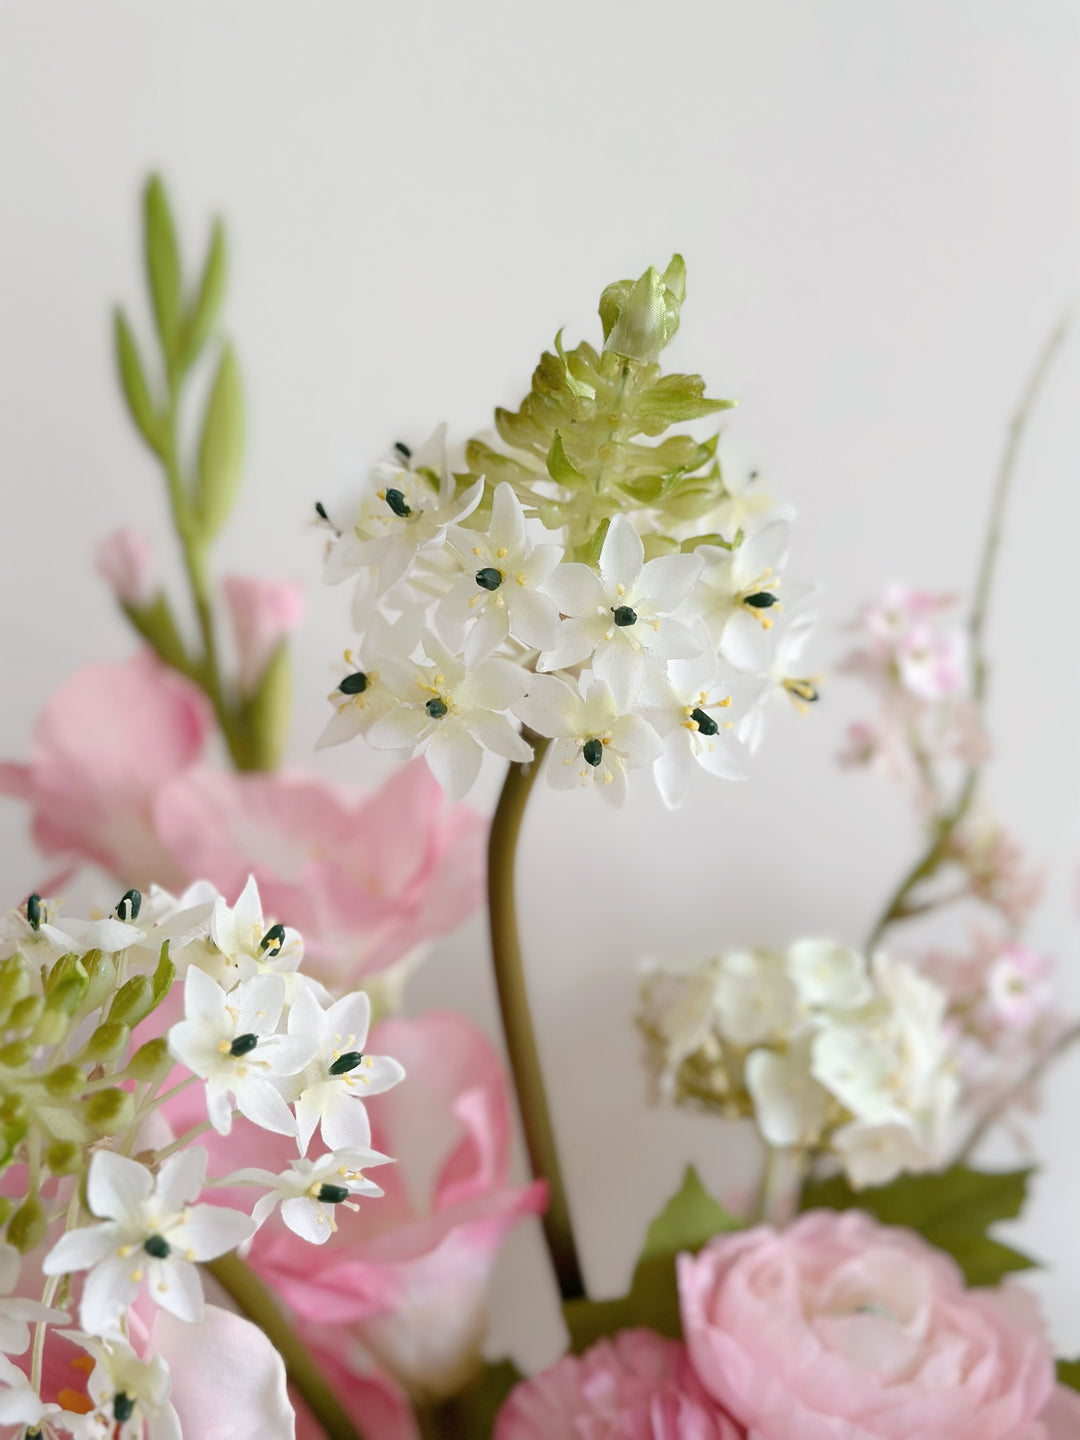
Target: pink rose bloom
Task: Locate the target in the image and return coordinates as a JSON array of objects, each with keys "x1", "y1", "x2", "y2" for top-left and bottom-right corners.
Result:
[
  {"x1": 679, "y1": 1210, "x2": 1057, "y2": 1440},
  {"x1": 495, "y1": 1329, "x2": 744, "y2": 1440},
  {"x1": 153, "y1": 758, "x2": 485, "y2": 983},
  {"x1": 95, "y1": 527, "x2": 156, "y2": 607},
  {"x1": 0, "y1": 654, "x2": 212, "y2": 890},
  {"x1": 222, "y1": 574, "x2": 305, "y2": 697}
]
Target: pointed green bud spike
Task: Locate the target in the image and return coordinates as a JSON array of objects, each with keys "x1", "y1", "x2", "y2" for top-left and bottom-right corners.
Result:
[
  {"x1": 8, "y1": 1194, "x2": 47, "y2": 1254},
  {"x1": 178, "y1": 217, "x2": 227, "y2": 371},
  {"x1": 151, "y1": 942, "x2": 175, "y2": 1004},
  {"x1": 126, "y1": 1037, "x2": 171, "y2": 1083},
  {"x1": 144, "y1": 175, "x2": 182, "y2": 360},
  {"x1": 243, "y1": 640, "x2": 292, "y2": 772},
  {"x1": 82, "y1": 951, "x2": 118, "y2": 1014},
  {"x1": 194, "y1": 343, "x2": 245, "y2": 543},
  {"x1": 80, "y1": 1021, "x2": 132, "y2": 1064},
  {"x1": 114, "y1": 308, "x2": 162, "y2": 455},
  {"x1": 602, "y1": 257, "x2": 685, "y2": 365},
  {"x1": 107, "y1": 975, "x2": 157, "y2": 1029},
  {"x1": 83, "y1": 1087, "x2": 135, "y2": 1136},
  {"x1": 45, "y1": 1140, "x2": 83, "y2": 1177},
  {"x1": 44, "y1": 1064, "x2": 86, "y2": 1099}
]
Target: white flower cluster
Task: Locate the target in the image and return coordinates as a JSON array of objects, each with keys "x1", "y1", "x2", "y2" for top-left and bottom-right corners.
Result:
[
  {"x1": 319, "y1": 431, "x2": 816, "y2": 806},
  {"x1": 639, "y1": 938, "x2": 958, "y2": 1189},
  {"x1": 0, "y1": 878, "x2": 402, "y2": 1437}
]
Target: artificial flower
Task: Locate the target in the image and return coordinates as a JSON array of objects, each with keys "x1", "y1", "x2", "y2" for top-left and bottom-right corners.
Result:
[
  {"x1": 238, "y1": 1149, "x2": 390, "y2": 1243},
  {"x1": 95, "y1": 528, "x2": 156, "y2": 608},
  {"x1": 222, "y1": 575, "x2": 304, "y2": 698},
  {"x1": 692, "y1": 521, "x2": 791, "y2": 673},
  {"x1": 0, "y1": 1243, "x2": 68, "y2": 1356}
]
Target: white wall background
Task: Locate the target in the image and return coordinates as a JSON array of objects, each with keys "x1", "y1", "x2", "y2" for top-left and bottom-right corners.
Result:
[{"x1": 2, "y1": 0, "x2": 1080, "y2": 1368}]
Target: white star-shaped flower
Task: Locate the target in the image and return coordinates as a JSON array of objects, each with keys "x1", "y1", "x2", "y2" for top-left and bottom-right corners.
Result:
[
  {"x1": 539, "y1": 514, "x2": 704, "y2": 700},
  {"x1": 515, "y1": 674, "x2": 663, "y2": 807},
  {"x1": 440, "y1": 482, "x2": 562, "y2": 664},
  {"x1": 737, "y1": 610, "x2": 819, "y2": 753},
  {"x1": 0, "y1": 1355, "x2": 60, "y2": 1431},
  {"x1": 713, "y1": 949, "x2": 799, "y2": 1048},
  {"x1": 745, "y1": 1040, "x2": 829, "y2": 1148},
  {"x1": 0, "y1": 898, "x2": 145, "y2": 969},
  {"x1": 639, "y1": 647, "x2": 751, "y2": 808},
  {"x1": 167, "y1": 968, "x2": 315, "y2": 1136},
  {"x1": 366, "y1": 635, "x2": 532, "y2": 800},
  {"x1": 61, "y1": 1334, "x2": 180, "y2": 1440},
  {"x1": 236, "y1": 1148, "x2": 390, "y2": 1244},
  {"x1": 206, "y1": 876, "x2": 305, "y2": 992},
  {"x1": 318, "y1": 610, "x2": 423, "y2": 751},
  {"x1": 43, "y1": 1149, "x2": 254, "y2": 1337},
  {"x1": 0, "y1": 1244, "x2": 67, "y2": 1356},
  {"x1": 285, "y1": 988, "x2": 405, "y2": 1153},
  {"x1": 323, "y1": 426, "x2": 483, "y2": 600},
  {"x1": 692, "y1": 521, "x2": 792, "y2": 673}
]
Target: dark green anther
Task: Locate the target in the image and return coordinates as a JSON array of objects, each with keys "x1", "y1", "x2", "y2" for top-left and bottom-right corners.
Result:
[
  {"x1": 117, "y1": 888, "x2": 142, "y2": 922},
  {"x1": 394, "y1": 441, "x2": 412, "y2": 460},
  {"x1": 329, "y1": 1050, "x2": 364, "y2": 1076},
  {"x1": 26, "y1": 894, "x2": 42, "y2": 932},
  {"x1": 113, "y1": 1392, "x2": 135, "y2": 1424},
  {"x1": 260, "y1": 924, "x2": 286, "y2": 956},
  {"x1": 316, "y1": 1183, "x2": 350, "y2": 1204},
  {"x1": 385, "y1": 487, "x2": 411, "y2": 518},
  {"x1": 143, "y1": 1234, "x2": 171, "y2": 1259},
  {"x1": 339, "y1": 672, "x2": 368, "y2": 695},
  {"x1": 315, "y1": 501, "x2": 329, "y2": 521},
  {"x1": 744, "y1": 591, "x2": 777, "y2": 609},
  {"x1": 582, "y1": 738, "x2": 604, "y2": 768},
  {"x1": 229, "y1": 1033, "x2": 260, "y2": 1058},
  {"x1": 426, "y1": 697, "x2": 448, "y2": 719},
  {"x1": 612, "y1": 605, "x2": 638, "y2": 627},
  {"x1": 475, "y1": 567, "x2": 503, "y2": 591},
  {"x1": 690, "y1": 708, "x2": 720, "y2": 736}
]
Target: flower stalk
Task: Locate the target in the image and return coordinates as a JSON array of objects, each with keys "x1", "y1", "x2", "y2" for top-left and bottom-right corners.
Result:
[{"x1": 488, "y1": 736, "x2": 586, "y2": 1302}]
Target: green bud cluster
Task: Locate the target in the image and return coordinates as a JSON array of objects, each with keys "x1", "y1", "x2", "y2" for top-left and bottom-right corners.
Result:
[{"x1": 458, "y1": 255, "x2": 737, "y2": 560}]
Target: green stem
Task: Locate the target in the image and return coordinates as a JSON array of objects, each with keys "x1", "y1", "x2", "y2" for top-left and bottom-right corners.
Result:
[
  {"x1": 864, "y1": 316, "x2": 1071, "y2": 952},
  {"x1": 488, "y1": 737, "x2": 586, "y2": 1302},
  {"x1": 208, "y1": 1252, "x2": 365, "y2": 1440}
]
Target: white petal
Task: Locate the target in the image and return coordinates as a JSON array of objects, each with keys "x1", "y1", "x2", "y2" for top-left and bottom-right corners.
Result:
[
  {"x1": 538, "y1": 615, "x2": 606, "y2": 671},
  {"x1": 616, "y1": 714, "x2": 664, "y2": 766},
  {"x1": 236, "y1": 972, "x2": 287, "y2": 1035},
  {"x1": 88, "y1": 1151, "x2": 154, "y2": 1223},
  {"x1": 237, "y1": 1081, "x2": 298, "y2": 1137},
  {"x1": 736, "y1": 520, "x2": 789, "y2": 584},
  {"x1": 506, "y1": 587, "x2": 560, "y2": 653},
  {"x1": 42, "y1": 1223, "x2": 114, "y2": 1276},
  {"x1": 153, "y1": 1258, "x2": 205, "y2": 1325},
  {"x1": 592, "y1": 637, "x2": 645, "y2": 711},
  {"x1": 182, "y1": 965, "x2": 228, "y2": 1029},
  {"x1": 461, "y1": 656, "x2": 527, "y2": 712},
  {"x1": 80, "y1": 1253, "x2": 140, "y2": 1337},
  {"x1": 544, "y1": 561, "x2": 606, "y2": 617},
  {"x1": 280, "y1": 1197, "x2": 332, "y2": 1245},
  {"x1": 358, "y1": 1054, "x2": 406, "y2": 1096},
  {"x1": 156, "y1": 1148, "x2": 208, "y2": 1212},
  {"x1": 178, "y1": 1204, "x2": 255, "y2": 1261},
  {"x1": 321, "y1": 1093, "x2": 373, "y2": 1152},
  {"x1": 633, "y1": 552, "x2": 703, "y2": 613},
  {"x1": 488, "y1": 481, "x2": 527, "y2": 554},
  {"x1": 514, "y1": 673, "x2": 581, "y2": 738},
  {"x1": 697, "y1": 732, "x2": 752, "y2": 782},
  {"x1": 468, "y1": 712, "x2": 533, "y2": 763},
  {"x1": 294, "y1": 1086, "x2": 324, "y2": 1157},
  {"x1": 367, "y1": 706, "x2": 432, "y2": 752},
  {"x1": 654, "y1": 735, "x2": 694, "y2": 809},
  {"x1": 599, "y1": 513, "x2": 644, "y2": 593},
  {"x1": 464, "y1": 604, "x2": 509, "y2": 666},
  {"x1": 721, "y1": 609, "x2": 775, "y2": 672},
  {"x1": 324, "y1": 990, "x2": 371, "y2": 1046},
  {"x1": 425, "y1": 726, "x2": 483, "y2": 801},
  {"x1": 523, "y1": 543, "x2": 563, "y2": 588}
]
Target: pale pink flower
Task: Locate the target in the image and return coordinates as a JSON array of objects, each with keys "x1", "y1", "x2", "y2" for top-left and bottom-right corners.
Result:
[
  {"x1": 222, "y1": 575, "x2": 305, "y2": 697},
  {"x1": 896, "y1": 622, "x2": 967, "y2": 700},
  {"x1": 0, "y1": 655, "x2": 212, "y2": 890},
  {"x1": 1038, "y1": 1384, "x2": 1080, "y2": 1438},
  {"x1": 153, "y1": 759, "x2": 485, "y2": 984},
  {"x1": 986, "y1": 945, "x2": 1056, "y2": 1033},
  {"x1": 95, "y1": 528, "x2": 156, "y2": 608},
  {"x1": 494, "y1": 1329, "x2": 744, "y2": 1440},
  {"x1": 679, "y1": 1209, "x2": 1056, "y2": 1440}
]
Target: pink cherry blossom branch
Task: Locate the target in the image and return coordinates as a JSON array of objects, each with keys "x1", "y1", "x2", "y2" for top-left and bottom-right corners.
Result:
[{"x1": 955, "y1": 1018, "x2": 1080, "y2": 1164}]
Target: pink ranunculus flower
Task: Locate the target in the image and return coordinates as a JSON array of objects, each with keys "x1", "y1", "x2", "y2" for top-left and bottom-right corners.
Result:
[
  {"x1": 222, "y1": 575, "x2": 305, "y2": 697},
  {"x1": 95, "y1": 527, "x2": 156, "y2": 607},
  {"x1": 494, "y1": 1328, "x2": 745, "y2": 1440},
  {"x1": 153, "y1": 758, "x2": 486, "y2": 984},
  {"x1": 0, "y1": 654, "x2": 212, "y2": 890},
  {"x1": 679, "y1": 1209, "x2": 1058, "y2": 1440},
  {"x1": 236, "y1": 1011, "x2": 546, "y2": 1408}
]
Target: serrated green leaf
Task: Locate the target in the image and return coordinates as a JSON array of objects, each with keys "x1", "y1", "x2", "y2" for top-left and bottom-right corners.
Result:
[
  {"x1": 114, "y1": 309, "x2": 161, "y2": 453},
  {"x1": 144, "y1": 175, "x2": 182, "y2": 361},
  {"x1": 801, "y1": 1165, "x2": 1037, "y2": 1287},
  {"x1": 1057, "y1": 1358, "x2": 1080, "y2": 1391},
  {"x1": 564, "y1": 1167, "x2": 740, "y2": 1353},
  {"x1": 178, "y1": 218, "x2": 227, "y2": 371},
  {"x1": 195, "y1": 343, "x2": 245, "y2": 541},
  {"x1": 546, "y1": 432, "x2": 586, "y2": 487}
]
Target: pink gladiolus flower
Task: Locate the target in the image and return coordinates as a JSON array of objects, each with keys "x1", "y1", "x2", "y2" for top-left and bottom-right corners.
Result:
[
  {"x1": 154, "y1": 759, "x2": 485, "y2": 983},
  {"x1": 222, "y1": 575, "x2": 305, "y2": 697},
  {"x1": 494, "y1": 1329, "x2": 744, "y2": 1440},
  {"x1": 95, "y1": 527, "x2": 156, "y2": 608},
  {"x1": 679, "y1": 1210, "x2": 1057, "y2": 1440},
  {"x1": 0, "y1": 655, "x2": 212, "y2": 890}
]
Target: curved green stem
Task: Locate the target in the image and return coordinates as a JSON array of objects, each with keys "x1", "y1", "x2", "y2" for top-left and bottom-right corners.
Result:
[
  {"x1": 865, "y1": 315, "x2": 1071, "y2": 952},
  {"x1": 488, "y1": 737, "x2": 586, "y2": 1302},
  {"x1": 208, "y1": 1252, "x2": 365, "y2": 1440}
]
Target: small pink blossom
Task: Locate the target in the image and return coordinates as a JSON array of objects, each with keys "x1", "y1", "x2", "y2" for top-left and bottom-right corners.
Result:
[
  {"x1": 222, "y1": 575, "x2": 305, "y2": 697},
  {"x1": 153, "y1": 759, "x2": 485, "y2": 984},
  {"x1": 0, "y1": 654, "x2": 212, "y2": 890},
  {"x1": 494, "y1": 1329, "x2": 744, "y2": 1440},
  {"x1": 95, "y1": 528, "x2": 156, "y2": 608},
  {"x1": 679, "y1": 1209, "x2": 1056, "y2": 1440},
  {"x1": 896, "y1": 622, "x2": 967, "y2": 700},
  {"x1": 986, "y1": 945, "x2": 1056, "y2": 1033}
]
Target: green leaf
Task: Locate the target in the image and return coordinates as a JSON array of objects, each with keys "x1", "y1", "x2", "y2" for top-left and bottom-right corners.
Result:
[
  {"x1": 243, "y1": 640, "x2": 292, "y2": 772},
  {"x1": 151, "y1": 941, "x2": 175, "y2": 1005},
  {"x1": 443, "y1": 1359, "x2": 523, "y2": 1437},
  {"x1": 114, "y1": 308, "x2": 161, "y2": 453},
  {"x1": 195, "y1": 343, "x2": 245, "y2": 541},
  {"x1": 178, "y1": 218, "x2": 227, "y2": 371},
  {"x1": 554, "y1": 328, "x2": 596, "y2": 400},
  {"x1": 564, "y1": 1166, "x2": 740, "y2": 1353},
  {"x1": 801, "y1": 1165, "x2": 1037, "y2": 1287},
  {"x1": 123, "y1": 592, "x2": 194, "y2": 677},
  {"x1": 1057, "y1": 1357, "x2": 1080, "y2": 1391},
  {"x1": 546, "y1": 432, "x2": 586, "y2": 487},
  {"x1": 144, "y1": 175, "x2": 183, "y2": 361}
]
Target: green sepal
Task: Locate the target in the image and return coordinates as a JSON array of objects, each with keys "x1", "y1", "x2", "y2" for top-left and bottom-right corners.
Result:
[
  {"x1": 554, "y1": 329, "x2": 597, "y2": 401},
  {"x1": 83, "y1": 1086, "x2": 136, "y2": 1136},
  {"x1": 563, "y1": 1166, "x2": 741, "y2": 1353},
  {"x1": 582, "y1": 517, "x2": 611, "y2": 568},
  {"x1": 144, "y1": 175, "x2": 183, "y2": 363},
  {"x1": 127, "y1": 1037, "x2": 172, "y2": 1084},
  {"x1": 634, "y1": 373, "x2": 734, "y2": 429},
  {"x1": 78, "y1": 1021, "x2": 132, "y2": 1064},
  {"x1": 8, "y1": 1193, "x2": 47, "y2": 1254},
  {"x1": 242, "y1": 640, "x2": 292, "y2": 771},
  {"x1": 114, "y1": 308, "x2": 162, "y2": 455},
  {"x1": 123, "y1": 594, "x2": 193, "y2": 677},
  {"x1": 546, "y1": 432, "x2": 587, "y2": 488},
  {"x1": 194, "y1": 343, "x2": 245, "y2": 541},
  {"x1": 800, "y1": 1165, "x2": 1037, "y2": 1287},
  {"x1": 152, "y1": 941, "x2": 176, "y2": 1005},
  {"x1": 177, "y1": 217, "x2": 227, "y2": 371}
]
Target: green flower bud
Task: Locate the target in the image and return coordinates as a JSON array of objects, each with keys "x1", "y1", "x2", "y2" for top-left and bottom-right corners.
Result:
[
  {"x1": 8, "y1": 996, "x2": 43, "y2": 1034},
  {"x1": 107, "y1": 975, "x2": 156, "y2": 1029},
  {"x1": 45, "y1": 953, "x2": 89, "y2": 997},
  {"x1": 600, "y1": 255, "x2": 685, "y2": 365},
  {"x1": 44, "y1": 1064, "x2": 87, "y2": 1099},
  {"x1": 31, "y1": 1008, "x2": 72, "y2": 1049},
  {"x1": 45, "y1": 1140, "x2": 82, "y2": 1176},
  {"x1": 79, "y1": 1021, "x2": 132, "y2": 1064},
  {"x1": 46, "y1": 973, "x2": 90, "y2": 1018},
  {"x1": 82, "y1": 950, "x2": 118, "y2": 1014},
  {"x1": 0, "y1": 1093, "x2": 28, "y2": 1127},
  {"x1": 0, "y1": 1040, "x2": 32, "y2": 1069},
  {"x1": 0, "y1": 955, "x2": 32, "y2": 1017},
  {"x1": 82, "y1": 1087, "x2": 135, "y2": 1136},
  {"x1": 126, "y1": 1037, "x2": 172, "y2": 1083},
  {"x1": 8, "y1": 1194, "x2": 47, "y2": 1253}
]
